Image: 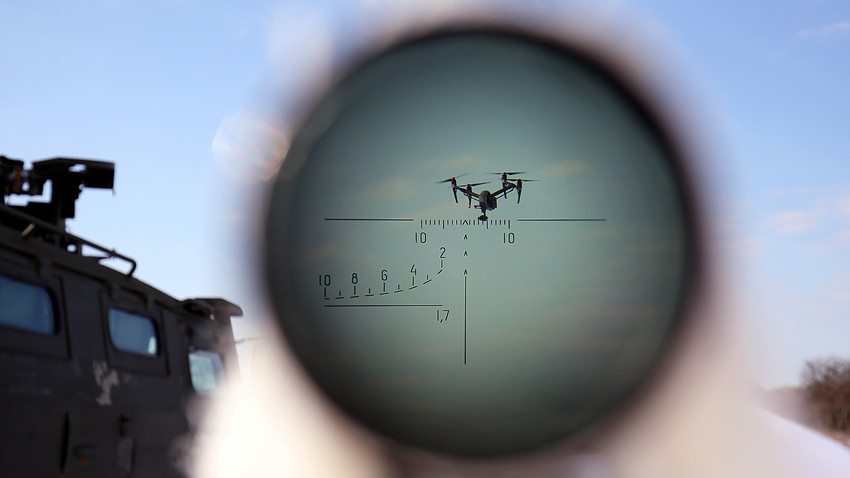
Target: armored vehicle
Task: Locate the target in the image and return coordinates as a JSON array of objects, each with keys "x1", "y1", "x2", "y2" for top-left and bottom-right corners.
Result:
[{"x1": 0, "y1": 156, "x2": 241, "y2": 477}]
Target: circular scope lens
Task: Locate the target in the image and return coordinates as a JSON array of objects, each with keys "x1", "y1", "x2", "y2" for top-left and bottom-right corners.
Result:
[{"x1": 265, "y1": 30, "x2": 696, "y2": 457}]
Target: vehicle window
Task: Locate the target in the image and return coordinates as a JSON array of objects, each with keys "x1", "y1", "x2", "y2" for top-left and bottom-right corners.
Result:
[
  {"x1": 189, "y1": 350, "x2": 224, "y2": 394},
  {"x1": 0, "y1": 275, "x2": 55, "y2": 334},
  {"x1": 108, "y1": 308, "x2": 158, "y2": 356}
]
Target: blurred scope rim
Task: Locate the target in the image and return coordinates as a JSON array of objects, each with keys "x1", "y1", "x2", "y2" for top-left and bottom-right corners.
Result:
[{"x1": 262, "y1": 18, "x2": 707, "y2": 461}]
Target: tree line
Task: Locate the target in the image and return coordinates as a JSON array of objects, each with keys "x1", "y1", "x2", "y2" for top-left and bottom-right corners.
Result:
[{"x1": 801, "y1": 357, "x2": 850, "y2": 432}]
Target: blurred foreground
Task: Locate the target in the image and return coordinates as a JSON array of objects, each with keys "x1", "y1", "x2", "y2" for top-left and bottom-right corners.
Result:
[{"x1": 194, "y1": 303, "x2": 850, "y2": 478}]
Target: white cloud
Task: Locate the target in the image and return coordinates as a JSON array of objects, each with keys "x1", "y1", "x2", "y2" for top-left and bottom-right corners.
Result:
[
  {"x1": 541, "y1": 159, "x2": 587, "y2": 178},
  {"x1": 357, "y1": 0, "x2": 486, "y2": 29},
  {"x1": 424, "y1": 153, "x2": 488, "y2": 173},
  {"x1": 743, "y1": 187, "x2": 850, "y2": 262},
  {"x1": 362, "y1": 177, "x2": 416, "y2": 201},
  {"x1": 304, "y1": 242, "x2": 341, "y2": 261},
  {"x1": 766, "y1": 208, "x2": 827, "y2": 235},
  {"x1": 836, "y1": 229, "x2": 850, "y2": 243},
  {"x1": 834, "y1": 195, "x2": 850, "y2": 219},
  {"x1": 796, "y1": 21, "x2": 850, "y2": 40},
  {"x1": 723, "y1": 188, "x2": 850, "y2": 261},
  {"x1": 769, "y1": 49, "x2": 789, "y2": 62},
  {"x1": 824, "y1": 272, "x2": 850, "y2": 301},
  {"x1": 722, "y1": 236, "x2": 768, "y2": 259},
  {"x1": 267, "y1": 3, "x2": 336, "y2": 111},
  {"x1": 803, "y1": 228, "x2": 850, "y2": 256}
]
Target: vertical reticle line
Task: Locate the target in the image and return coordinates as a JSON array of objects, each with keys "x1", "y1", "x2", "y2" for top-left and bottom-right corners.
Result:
[{"x1": 464, "y1": 274, "x2": 468, "y2": 365}]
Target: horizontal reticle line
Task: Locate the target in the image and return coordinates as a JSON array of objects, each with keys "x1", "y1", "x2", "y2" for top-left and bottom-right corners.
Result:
[
  {"x1": 324, "y1": 304, "x2": 443, "y2": 308},
  {"x1": 324, "y1": 218, "x2": 413, "y2": 221}
]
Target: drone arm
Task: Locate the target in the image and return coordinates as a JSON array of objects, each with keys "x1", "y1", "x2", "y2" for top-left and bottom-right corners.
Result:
[{"x1": 492, "y1": 185, "x2": 512, "y2": 198}]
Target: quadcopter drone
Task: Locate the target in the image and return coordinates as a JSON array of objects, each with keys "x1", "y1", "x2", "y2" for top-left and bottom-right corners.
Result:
[{"x1": 437, "y1": 171, "x2": 537, "y2": 220}]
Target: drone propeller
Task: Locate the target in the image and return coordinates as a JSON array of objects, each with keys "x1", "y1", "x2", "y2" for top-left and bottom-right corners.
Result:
[
  {"x1": 464, "y1": 181, "x2": 489, "y2": 188},
  {"x1": 436, "y1": 173, "x2": 468, "y2": 184},
  {"x1": 489, "y1": 171, "x2": 526, "y2": 176},
  {"x1": 437, "y1": 175, "x2": 469, "y2": 203}
]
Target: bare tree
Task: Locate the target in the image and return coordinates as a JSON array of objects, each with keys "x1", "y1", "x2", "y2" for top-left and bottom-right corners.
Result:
[{"x1": 801, "y1": 357, "x2": 850, "y2": 432}]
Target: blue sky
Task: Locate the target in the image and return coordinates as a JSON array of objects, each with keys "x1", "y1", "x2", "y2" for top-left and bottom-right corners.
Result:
[
  {"x1": 633, "y1": 1, "x2": 850, "y2": 387},
  {"x1": 1, "y1": 0, "x2": 848, "y2": 388}
]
